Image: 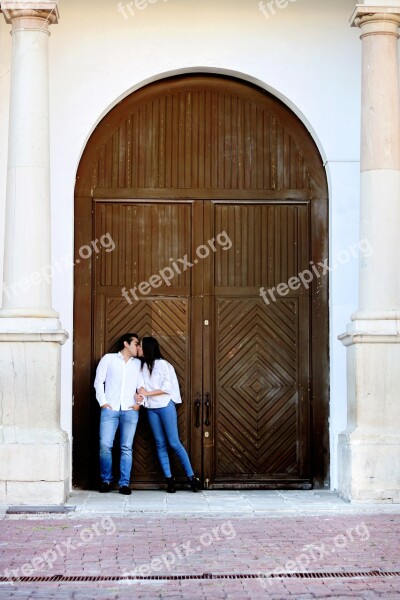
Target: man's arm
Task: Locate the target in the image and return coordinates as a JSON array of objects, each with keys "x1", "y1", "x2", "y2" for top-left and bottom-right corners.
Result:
[{"x1": 94, "y1": 354, "x2": 110, "y2": 408}]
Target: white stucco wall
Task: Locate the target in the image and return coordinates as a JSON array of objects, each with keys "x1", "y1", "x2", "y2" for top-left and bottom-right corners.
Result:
[{"x1": 0, "y1": 0, "x2": 361, "y2": 490}]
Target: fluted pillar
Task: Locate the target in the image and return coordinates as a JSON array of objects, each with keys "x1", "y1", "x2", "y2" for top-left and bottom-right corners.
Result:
[
  {"x1": 0, "y1": 1, "x2": 69, "y2": 505},
  {"x1": 338, "y1": 3, "x2": 400, "y2": 503}
]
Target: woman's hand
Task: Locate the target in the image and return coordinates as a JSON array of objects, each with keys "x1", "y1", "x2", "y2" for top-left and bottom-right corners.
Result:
[
  {"x1": 138, "y1": 387, "x2": 148, "y2": 397},
  {"x1": 130, "y1": 392, "x2": 144, "y2": 411},
  {"x1": 135, "y1": 392, "x2": 144, "y2": 404}
]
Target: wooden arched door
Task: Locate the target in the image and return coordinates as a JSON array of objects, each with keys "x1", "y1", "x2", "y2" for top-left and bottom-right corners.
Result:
[{"x1": 74, "y1": 74, "x2": 329, "y2": 490}]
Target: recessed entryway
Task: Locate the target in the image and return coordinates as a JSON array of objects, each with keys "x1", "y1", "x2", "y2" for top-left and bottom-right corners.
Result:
[{"x1": 73, "y1": 74, "x2": 329, "y2": 490}]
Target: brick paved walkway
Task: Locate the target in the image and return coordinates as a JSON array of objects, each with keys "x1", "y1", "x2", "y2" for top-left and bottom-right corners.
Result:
[{"x1": 0, "y1": 512, "x2": 399, "y2": 598}]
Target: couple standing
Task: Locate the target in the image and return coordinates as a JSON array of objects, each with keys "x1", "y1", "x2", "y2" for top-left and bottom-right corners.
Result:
[{"x1": 94, "y1": 332, "x2": 200, "y2": 495}]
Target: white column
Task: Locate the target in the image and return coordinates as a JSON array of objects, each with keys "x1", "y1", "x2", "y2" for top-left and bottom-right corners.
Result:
[
  {"x1": 0, "y1": 1, "x2": 69, "y2": 505},
  {"x1": 1, "y1": 3, "x2": 59, "y2": 318},
  {"x1": 338, "y1": 3, "x2": 400, "y2": 503}
]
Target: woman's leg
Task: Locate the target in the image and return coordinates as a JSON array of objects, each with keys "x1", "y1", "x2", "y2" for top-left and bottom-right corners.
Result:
[
  {"x1": 146, "y1": 408, "x2": 172, "y2": 478},
  {"x1": 158, "y1": 401, "x2": 194, "y2": 477}
]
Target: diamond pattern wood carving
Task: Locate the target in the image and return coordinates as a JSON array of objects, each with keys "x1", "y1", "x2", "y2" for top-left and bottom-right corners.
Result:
[
  {"x1": 101, "y1": 297, "x2": 190, "y2": 482},
  {"x1": 216, "y1": 298, "x2": 300, "y2": 478}
]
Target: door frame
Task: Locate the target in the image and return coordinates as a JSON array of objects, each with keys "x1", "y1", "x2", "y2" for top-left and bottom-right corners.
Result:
[{"x1": 73, "y1": 74, "x2": 329, "y2": 490}]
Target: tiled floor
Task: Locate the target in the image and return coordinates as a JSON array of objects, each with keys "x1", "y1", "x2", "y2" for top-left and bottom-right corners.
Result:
[{"x1": 0, "y1": 491, "x2": 399, "y2": 598}]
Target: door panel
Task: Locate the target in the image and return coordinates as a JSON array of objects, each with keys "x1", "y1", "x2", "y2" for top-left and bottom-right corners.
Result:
[
  {"x1": 93, "y1": 201, "x2": 197, "y2": 485},
  {"x1": 96, "y1": 202, "x2": 192, "y2": 294},
  {"x1": 94, "y1": 296, "x2": 192, "y2": 484},
  {"x1": 213, "y1": 203, "x2": 310, "y2": 290},
  {"x1": 204, "y1": 202, "x2": 311, "y2": 487},
  {"x1": 213, "y1": 297, "x2": 309, "y2": 483}
]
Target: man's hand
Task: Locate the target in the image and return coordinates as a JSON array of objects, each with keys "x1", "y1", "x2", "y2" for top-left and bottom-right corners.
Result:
[{"x1": 101, "y1": 403, "x2": 112, "y2": 410}]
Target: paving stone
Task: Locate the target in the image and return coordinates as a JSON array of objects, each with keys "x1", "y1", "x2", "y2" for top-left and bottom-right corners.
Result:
[{"x1": 0, "y1": 496, "x2": 399, "y2": 598}]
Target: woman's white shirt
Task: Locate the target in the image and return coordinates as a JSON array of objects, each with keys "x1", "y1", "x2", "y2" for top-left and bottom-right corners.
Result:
[{"x1": 139, "y1": 359, "x2": 182, "y2": 409}]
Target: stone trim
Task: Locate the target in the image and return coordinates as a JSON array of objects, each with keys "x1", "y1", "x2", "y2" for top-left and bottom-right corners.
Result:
[
  {"x1": 339, "y1": 318, "x2": 400, "y2": 346},
  {"x1": 0, "y1": 331, "x2": 69, "y2": 344},
  {"x1": 339, "y1": 333, "x2": 400, "y2": 346},
  {"x1": 1, "y1": 1, "x2": 59, "y2": 19},
  {"x1": 350, "y1": 4, "x2": 400, "y2": 27},
  {"x1": 1, "y1": 1, "x2": 59, "y2": 32}
]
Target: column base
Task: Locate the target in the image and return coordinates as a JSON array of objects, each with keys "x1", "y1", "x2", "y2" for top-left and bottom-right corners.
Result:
[
  {"x1": 0, "y1": 444, "x2": 69, "y2": 505},
  {"x1": 0, "y1": 308, "x2": 60, "y2": 319},
  {"x1": 0, "y1": 316, "x2": 67, "y2": 341},
  {"x1": 338, "y1": 431, "x2": 400, "y2": 503},
  {"x1": 0, "y1": 482, "x2": 69, "y2": 506},
  {"x1": 338, "y1": 319, "x2": 400, "y2": 503},
  {"x1": 0, "y1": 320, "x2": 70, "y2": 505}
]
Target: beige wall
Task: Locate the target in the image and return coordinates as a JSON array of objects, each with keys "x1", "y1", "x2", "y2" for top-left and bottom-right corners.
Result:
[{"x1": 0, "y1": 0, "x2": 361, "y2": 490}]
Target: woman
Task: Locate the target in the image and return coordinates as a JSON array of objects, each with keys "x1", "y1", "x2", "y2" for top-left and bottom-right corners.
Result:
[{"x1": 136, "y1": 337, "x2": 200, "y2": 493}]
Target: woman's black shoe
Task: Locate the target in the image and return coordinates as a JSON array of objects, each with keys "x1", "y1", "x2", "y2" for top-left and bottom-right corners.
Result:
[
  {"x1": 166, "y1": 477, "x2": 176, "y2": 493},
  {"x1": 188, "y1": 475, "x2": 201, "y2": 492}
]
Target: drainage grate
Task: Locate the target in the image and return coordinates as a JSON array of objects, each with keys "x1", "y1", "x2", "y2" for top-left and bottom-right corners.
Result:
[{"x1": 1, "y1": 571, "x2": 400, "y2": 584}]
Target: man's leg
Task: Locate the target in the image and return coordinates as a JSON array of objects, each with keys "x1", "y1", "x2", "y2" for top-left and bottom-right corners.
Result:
[
  {"x1": 99, "y1": 409, "x2": 119, "y2": 484},
  {"x1": 118, "y1": 409, "x2": 139, "y2": 487}
]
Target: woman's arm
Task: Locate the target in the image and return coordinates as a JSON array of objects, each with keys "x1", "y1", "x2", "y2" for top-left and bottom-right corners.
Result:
[
  {"x1": 138, "y1": 387, "x2": 166, "y2": 397},
  {"x1": 138, "y1": 361, "x2": 172, "y2": 397}
]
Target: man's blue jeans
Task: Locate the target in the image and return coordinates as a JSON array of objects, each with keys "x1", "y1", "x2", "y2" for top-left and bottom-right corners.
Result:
[
  {"x1": 146, "y1": 401, "x2": 194, "y2": 478},
  {"x1": 99, "y1": 408, "x2": 139, "y2": 487}
]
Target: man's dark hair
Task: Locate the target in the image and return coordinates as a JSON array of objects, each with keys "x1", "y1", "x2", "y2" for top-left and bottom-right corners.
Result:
[{"x1": 114, "y1": 332, "x2": 139, "y2": 352}]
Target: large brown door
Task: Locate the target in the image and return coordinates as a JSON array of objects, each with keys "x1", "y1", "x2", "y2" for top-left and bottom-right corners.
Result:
[
  {"x1": 74, "y1": 74, "x2": 329, "y2": 489},
  {"x1": 90, "y1": 198, "x2": 312, "y2": 488}
]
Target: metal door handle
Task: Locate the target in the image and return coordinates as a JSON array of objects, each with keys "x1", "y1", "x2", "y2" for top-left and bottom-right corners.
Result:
[
  {"x1": 204, "y1": 392, "x2": 211, "y2": 426},
  {"x1": 194, "y1": 393, "x2": 201, "y2": 428}
]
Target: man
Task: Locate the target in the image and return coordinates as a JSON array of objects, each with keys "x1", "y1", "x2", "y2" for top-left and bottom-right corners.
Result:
[{"x1": 94, "y1": 332, "x2": 142, "y2": 495}]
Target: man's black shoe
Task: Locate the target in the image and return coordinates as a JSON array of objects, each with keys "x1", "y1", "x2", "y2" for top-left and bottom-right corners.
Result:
[
  {"x1": 119, "y1": 486, "x2": 131, "y2": 495},
  {"x1": 99, "y1": 482, "x2": 111, "y2": 493}
]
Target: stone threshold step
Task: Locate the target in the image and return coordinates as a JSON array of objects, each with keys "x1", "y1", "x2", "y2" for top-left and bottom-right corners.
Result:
[{"x1": 6, "y1": 505, "x2": 76, "y2": 514}]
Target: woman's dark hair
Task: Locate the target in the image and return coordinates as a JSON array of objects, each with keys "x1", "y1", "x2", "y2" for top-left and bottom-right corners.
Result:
[
  {"x1": 114, "y1": 332, "x2": 139, "y2": 352},
  {"x1": 141, "y1": 336, "x2": 163, "y2": 374}
]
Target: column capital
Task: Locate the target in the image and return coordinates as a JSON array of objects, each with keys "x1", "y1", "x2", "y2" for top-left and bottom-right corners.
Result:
[
  {"x1": 1, "y1": 1, "x2": 59, "y2": 31},
  {"x1": 351, "y1": 4, "x2": 400, "y2": 29}
]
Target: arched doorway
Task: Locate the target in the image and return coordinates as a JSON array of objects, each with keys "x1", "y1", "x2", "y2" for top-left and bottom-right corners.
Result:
[{"x1": 73, "y1": 74, "x2": 329, "y2": 490}]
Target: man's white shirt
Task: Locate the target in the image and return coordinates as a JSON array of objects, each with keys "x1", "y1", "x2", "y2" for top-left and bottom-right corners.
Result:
[{"x1": 94, "y1": 352, "x2": 142, "y2": 411}]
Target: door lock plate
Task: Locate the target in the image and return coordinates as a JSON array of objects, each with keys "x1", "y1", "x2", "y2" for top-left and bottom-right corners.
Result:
[{"x1": 204, "y1": 431, "x2": 210, "y2": 438}]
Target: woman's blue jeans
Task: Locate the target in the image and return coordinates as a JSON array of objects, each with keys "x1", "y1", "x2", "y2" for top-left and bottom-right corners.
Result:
[
  {"x1": 99, "y1": 408, "x2": 139, "y2": 487},
  {"x1": 146, "y1": 401, "x2": 194, "y2": 478}
]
